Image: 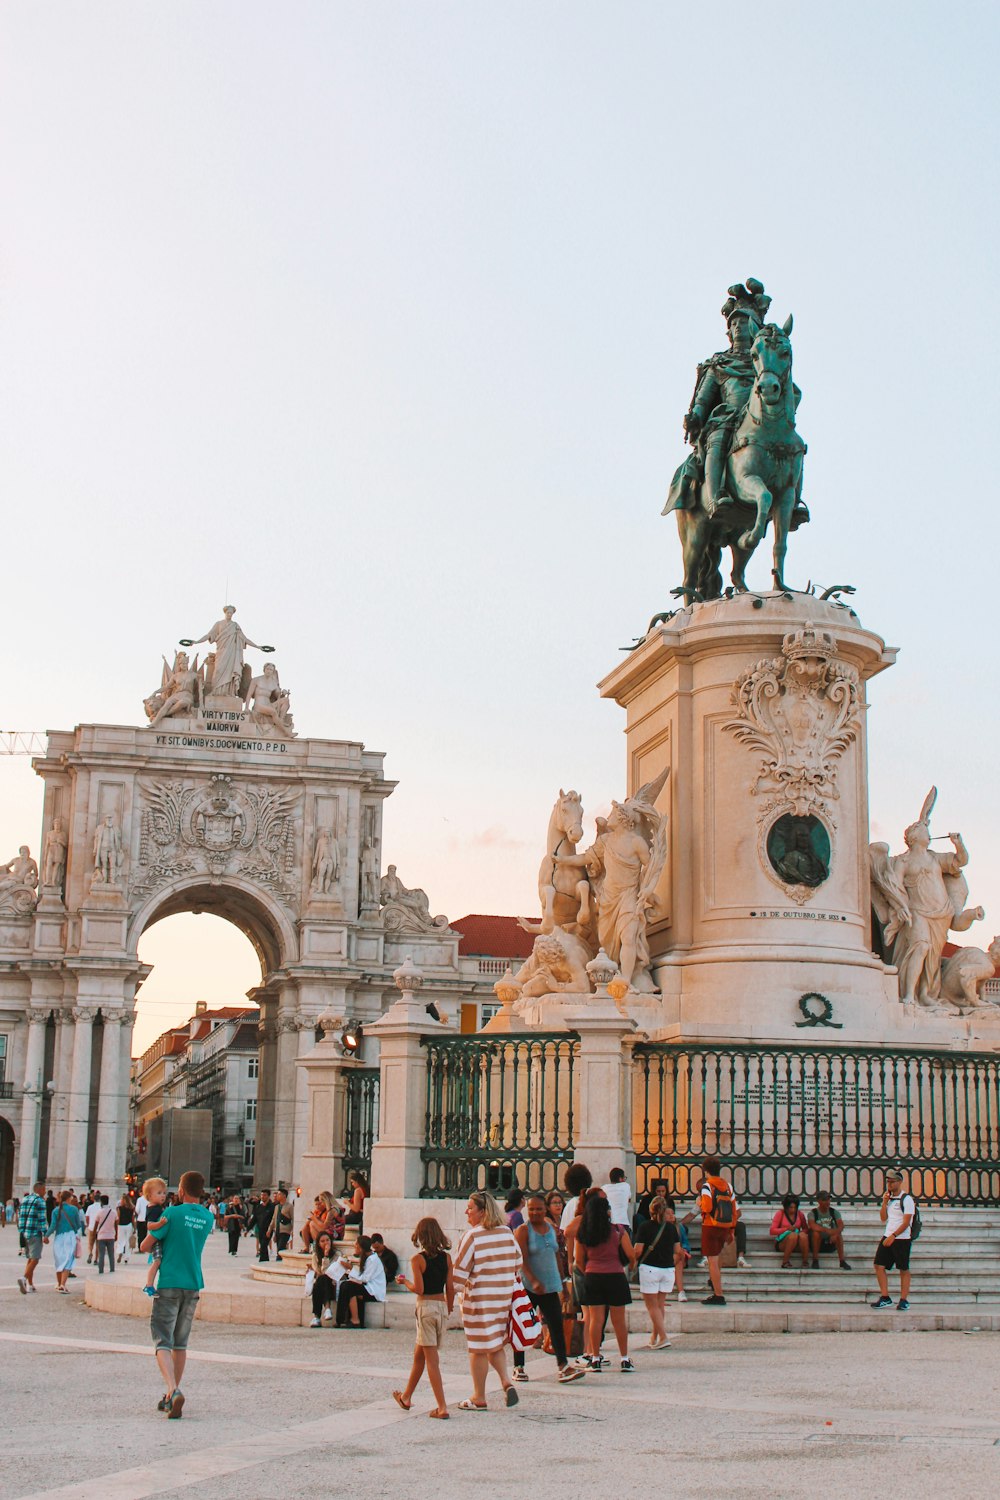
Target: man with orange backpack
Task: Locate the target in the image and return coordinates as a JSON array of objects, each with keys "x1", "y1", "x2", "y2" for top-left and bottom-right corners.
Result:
[{"x1": 697, "y1": 1156, "x2": 738, "y2": 1306}]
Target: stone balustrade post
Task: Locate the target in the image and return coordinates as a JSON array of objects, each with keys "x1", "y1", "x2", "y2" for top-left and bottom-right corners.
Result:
[
  {"x1": 294, "y1": 1015, "x2": 358, "y2": 1206},
  {"x1": 560, "y1": 950, "x2": 637, "y2": 1184},
  {"x1": 367, "y1": 956, "x2": 453, "y2": 1201}
]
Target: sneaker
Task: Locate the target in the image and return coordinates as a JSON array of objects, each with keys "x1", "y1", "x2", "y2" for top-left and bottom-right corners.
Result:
[
  {"x1": 309, "y1": 1316, "x2": 321, "y2": 1328},
  {"x1": 558, "y1": 1364, "x2": 586, "y2": 1383},
  {"x1": 896, "y1": 1298, "x2": 910, "y2": 1311},
  {"x1": 701, "y1": 1294, "x2": 726, "y2": 1305},
  {"x1": 840, "y1": 1260, "x2": 852, "y2": 1270},
  {"x1": 573, "y1": 1355, "x2": 591, "y2": 1368},
  {"x1": 676, "y1": 1290, "x2": 688, "y2": 1302},
  {"x1": 17, "y1": 1277, "x2": 27, "y2": 1295},
  {"x1": 870, "y1": 1295, "x2": 893, "y2": 1309},
  {"x1": 167, "y1": 1389, "x2": 185, "y2": 1420},
  {"x1": 589, "y1": 1354, "x2": 607, "y2": 1371},
  {"x1": 810, "y1": 1259, "x2": 820, "y2": 1269},
  {"x1": 620, "y1": 1358, "x2": 636, "y2": 1372},
  {"x1": 28, "y1": 1285, "x2": 37, "y2": 1293},
  {"x1": 696, "y1": 1257, "x2": 708, "y2": 1269},
  {"x1": 511, "y1": 1368, "x2": 528, "y2": 1382},
  {"x1": 737, "y1": 1255, "x2": 750, "y2": 1268},
  {"x1": 321, "y1": 1306, "x2": 333, "y2": 1322}
]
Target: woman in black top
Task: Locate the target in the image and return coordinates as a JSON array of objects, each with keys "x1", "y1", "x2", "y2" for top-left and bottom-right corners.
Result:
[
  {"x1": 393, "y1": 1217, "x2": 454, "y2": 1420},
  {"x1": 633, "y1": 1197, "x2": 680, "y2": 1349}
]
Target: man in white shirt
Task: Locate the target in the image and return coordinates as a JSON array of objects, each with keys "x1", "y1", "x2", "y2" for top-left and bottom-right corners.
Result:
[
  {"x1": 871, "y1": 1168, "x2": 915, "y2": 1310},
  {"x1": 84, "y1": 1197, "x2": 103, "y2": 1264},
  {"x1": 602, "y1": 1168, "x2": 632, "y2": 1228}
]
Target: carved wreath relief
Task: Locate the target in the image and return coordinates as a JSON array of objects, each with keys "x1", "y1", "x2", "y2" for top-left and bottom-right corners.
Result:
[
  {"x1": 133, "y1": 772, "x2": 298, "y2": 902},
  {"x1": 723, "y1": 625, "x2": 861, "y2": 903}
]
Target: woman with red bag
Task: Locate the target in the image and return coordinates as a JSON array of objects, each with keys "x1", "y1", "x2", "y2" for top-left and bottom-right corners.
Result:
[
  {"x1": 452, "y1": 1191, "x2": 522, "y2": 1412},
  {"x1": 512, "y1": 1197, "x2": 586, "y2": 1384}
]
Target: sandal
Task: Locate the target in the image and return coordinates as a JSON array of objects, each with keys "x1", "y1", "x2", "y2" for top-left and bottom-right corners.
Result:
[
  {"x1": 392, "y1": 1391, "x2": 411, "y2": 1411},
  {"x1": 457, "y1": 1399, "x2": 488, "y2": 1411},
  {"x1": 428, "y1": 1408, "x2": 450, "y2": 1419},
  {"x1": 503, "y1": 1385, "x2": 519, "y2": 1408}
]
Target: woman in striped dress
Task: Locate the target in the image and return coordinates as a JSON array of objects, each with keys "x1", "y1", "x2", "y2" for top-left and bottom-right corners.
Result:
[{"x1": 452, "y1": 1191, "x2": 522, "y2": 1411}]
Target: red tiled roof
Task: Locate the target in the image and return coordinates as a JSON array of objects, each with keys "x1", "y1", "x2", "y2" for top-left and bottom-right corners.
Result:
[{"x1": 451, "y1": 914, "x2": 535, "y2": 960}]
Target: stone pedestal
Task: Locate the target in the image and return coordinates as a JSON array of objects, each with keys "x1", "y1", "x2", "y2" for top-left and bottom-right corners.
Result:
[
  {"x1": 598, "y1": 592, "x2": 904, "y2": 1042},
  {"x1": 295, "y1": 1027, "x2": 357, "y2": 1207},
  {"x1": 367, "y1": 959, "x2": 455, "y2": 1209},
  {"x1": 562, "y1": 995, "x2": 637, "y2": 1182}
]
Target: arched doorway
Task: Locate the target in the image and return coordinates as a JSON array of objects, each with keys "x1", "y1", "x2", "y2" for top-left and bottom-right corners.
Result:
[
  {"x1": 130, "y1": 878, "x2": 297, "y2": 1190},
  {"x1": 0, "y1": 1116, "x2": 15, "y2": 1201}
]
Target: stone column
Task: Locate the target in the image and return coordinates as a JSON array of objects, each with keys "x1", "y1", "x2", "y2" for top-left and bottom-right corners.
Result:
[
  {"x1": 290, "y1": 1017, "x2": 319, "y2": 1187},
  {"x1": 271, "y1": 1009, "x2": 303, "y2": 1188},
  {"x1": 561, "y1": 953, "x2": 637, "y2": 1184},
  {"x1": 64, "y1": 1008, "x2": 96, "y2": 1185},
  {"x1": 367, "y1": 957, "x2": 453, "y2": 1203},
  {"x1": 117, "y1": 1012, "x2": 135, "y2": 1182},
  {"x1": 93, "y1": 1009, "x2": 127, "y2": 1189},
  {"x1": 17, "y1": 1011, "x2": 49, "y2": 1186},
  {"x1": 46, "y1": 1011, "x2": 77, "y2": 1183}
]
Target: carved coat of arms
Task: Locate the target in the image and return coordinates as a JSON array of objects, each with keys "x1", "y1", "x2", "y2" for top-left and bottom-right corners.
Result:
[
  {"x1": 723, "y1": 625, "x2": 861, "y2": 902},
  {"x1": 134, "y1": 772, "x2": 298, "y2": 900}
]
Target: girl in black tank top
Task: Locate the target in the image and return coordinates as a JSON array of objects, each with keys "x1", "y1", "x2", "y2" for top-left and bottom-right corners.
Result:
[{"x1": 392, "y1": 1217, "x2": 454, "y2": 1419}]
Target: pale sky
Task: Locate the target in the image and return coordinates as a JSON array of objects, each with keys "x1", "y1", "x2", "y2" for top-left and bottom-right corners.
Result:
[{"x1": 2, "y1": 3, "x2": 998, "y2": 1056}]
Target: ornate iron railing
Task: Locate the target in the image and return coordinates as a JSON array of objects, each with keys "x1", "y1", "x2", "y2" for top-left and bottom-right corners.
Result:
[
  {"x1": 343, "y1": 1067, "x2": 379, "y2": 1187},
  {"x1": 0, "y1": 1081, "x2": 13, "y2": 1100},
  {"x1": 633, "y1": 1042, "x2": 1000, "y2": 1204},
  {"x1": 421, "y1": 1033, "x2": 578, "y2": 1197}
]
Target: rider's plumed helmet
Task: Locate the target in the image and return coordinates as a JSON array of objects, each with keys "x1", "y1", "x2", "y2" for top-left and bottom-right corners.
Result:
[{"x1": 722, "y1": 277, "x2": 772, "y2": 333}]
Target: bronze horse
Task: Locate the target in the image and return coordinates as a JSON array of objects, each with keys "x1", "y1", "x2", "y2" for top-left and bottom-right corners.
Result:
[{"x1": 664, "y1": 317, "x2": 807, "y2": 601}]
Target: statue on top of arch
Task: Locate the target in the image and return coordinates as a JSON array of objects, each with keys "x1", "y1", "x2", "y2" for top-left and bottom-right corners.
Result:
[{"x1": 142, "y1": 604, "x2": 295, "y2": 738}]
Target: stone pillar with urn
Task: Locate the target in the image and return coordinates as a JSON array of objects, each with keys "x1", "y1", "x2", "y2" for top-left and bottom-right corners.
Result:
[
  {"x1": 366, "y1": 956, "x2": 454, "y2": 1211},
  {"x1": 295, "y1": 1013, "x2": 359, "y2": 1208},
  {"x1": 559, "y1": 949, "x2": 638, "y2": 1184}
]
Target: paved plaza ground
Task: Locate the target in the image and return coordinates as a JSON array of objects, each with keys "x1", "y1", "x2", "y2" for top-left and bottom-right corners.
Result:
[{"x1": 2, "y1": 1230, "x2": 1000, "y2": 1499}]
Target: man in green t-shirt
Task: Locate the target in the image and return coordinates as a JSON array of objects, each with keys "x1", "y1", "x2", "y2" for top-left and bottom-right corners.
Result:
[
  {"x1": 141, "y1": 1169, "x2": 214, "y2": 1420},
  {"x1": 807, "y1": 1190, "x2": 851, "y2": 1270}
]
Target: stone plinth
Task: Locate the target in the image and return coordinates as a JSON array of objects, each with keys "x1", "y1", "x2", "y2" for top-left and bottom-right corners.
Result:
[{"x1": 599, "y1": 592, "x2": 906, "y2": 1042}]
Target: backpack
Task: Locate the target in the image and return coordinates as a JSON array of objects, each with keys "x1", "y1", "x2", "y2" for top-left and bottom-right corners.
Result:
[
  {"x1": 705, "y1": 1178, "x2": 736, "y2": 1228},
  {"x1": 905, "y1": 1196, "x2": 922, "y2": 1241}
]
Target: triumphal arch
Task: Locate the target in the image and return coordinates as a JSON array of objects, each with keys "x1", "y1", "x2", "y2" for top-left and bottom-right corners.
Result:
[{"x1": 0, "y1": 605, "x2": 466, "y2": 1198}]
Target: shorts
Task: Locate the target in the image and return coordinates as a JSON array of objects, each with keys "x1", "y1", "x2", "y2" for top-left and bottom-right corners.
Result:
[
  {"x1": 414, "y1": 1300, "x2": 448, "y2": 1347},
  {"x1": 150, "y1": 1287, "x2": 201, "y2": 1351},
  {"x1": 701, "y1": 1227, "x2": 732, "y2": 1258},
  {"x1": 638, "y1": 1264, "x2": 676, "y2": 1296},
  {"x1": 24, "y1": 1236, "x2": 43, "y2": 1261},
  {"x1": 582, "y1": 1271, "x2": 632, "y2": 1308},
  {"x1": 874, "y1": 1238, "x2": 911, "y2": 1271}
]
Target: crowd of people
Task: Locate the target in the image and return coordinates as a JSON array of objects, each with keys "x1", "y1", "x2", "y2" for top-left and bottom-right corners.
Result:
[{"x1": 9, "y1": 1158, "x2": 919, "y2": 1420}]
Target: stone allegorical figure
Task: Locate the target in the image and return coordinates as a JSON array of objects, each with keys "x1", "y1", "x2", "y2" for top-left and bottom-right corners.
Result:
[
  {"x1": 554, "y1": 769, "x2": 670, "y2": 994},
  {"x1": 186, "y1": 605, "x2": 272, "y2": 700},
  {"x1": 93, "y1": 814, "x2": 124, "y2": 886},
  {"x1": 311, "y1": 827, "x2": 339, "y2": 893},
  {"x1": 512, "y1": 931, "x2": 592, "y2": 1000},
  {"x1": 379, "y1": 864, "x2": 449, "y2": 933},
  {"x1": 42, "y1": 817, "x2": 69, "y2": 891},
  {"x1": 244, "y1": 662, "x2": 295, "y2": 739},
  {"x1": 940, "y1": 936, "x2": 1000, "y2": 1012},
  {"x1": 0, "y1": 845, "x2": 39, "y2": 893},
  {"x1": 146, "y1": 651, "x2": 200, "y2": 727},
  {"x1": 869, "y1": 788, "x2": 985, "y2": 1009},
  {"x1": 360, "y1": 837, "x2": 379, "y2": 908}
]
